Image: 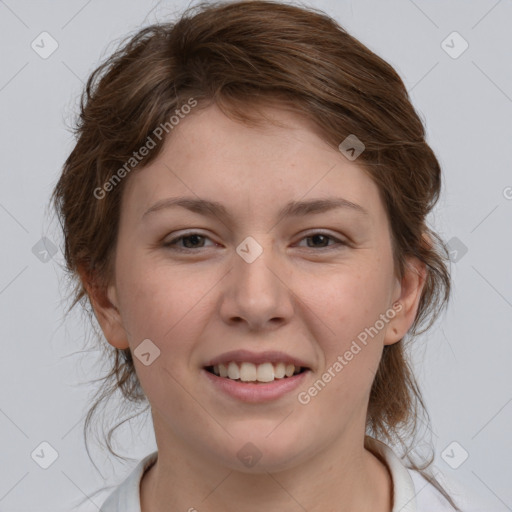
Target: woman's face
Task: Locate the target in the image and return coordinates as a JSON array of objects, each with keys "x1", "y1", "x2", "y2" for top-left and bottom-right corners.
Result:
[{"x1": 96, "y1": 102, "x2": 423, "y2": 471}]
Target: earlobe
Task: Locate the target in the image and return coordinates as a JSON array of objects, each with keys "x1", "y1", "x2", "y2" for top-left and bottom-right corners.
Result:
[{"x1": 383, "y1": 256, "x2": 427, "y2": 346}]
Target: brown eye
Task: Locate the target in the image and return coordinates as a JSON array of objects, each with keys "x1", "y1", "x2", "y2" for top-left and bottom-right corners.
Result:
[
  {"x1": 297, "y1": 232, "x2": 346, "y2": 250},
  {"x1": 163, "y1": 232, "x2": 216, "y2": 251}
]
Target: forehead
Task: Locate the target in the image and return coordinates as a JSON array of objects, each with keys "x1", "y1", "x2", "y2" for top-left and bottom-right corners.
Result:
[{"x1": 121, "y1": 103, "x2": 386, "y2": 227}]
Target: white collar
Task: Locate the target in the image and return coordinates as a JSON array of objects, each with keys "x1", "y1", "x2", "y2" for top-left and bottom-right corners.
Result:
[{"x1": 365, "y1": 436, "x2": 417, "y2": 512}]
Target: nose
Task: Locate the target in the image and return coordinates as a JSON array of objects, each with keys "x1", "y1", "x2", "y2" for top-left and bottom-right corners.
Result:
[{"x1": 219, "y1": 239, "x2": 294, "y2": 332}]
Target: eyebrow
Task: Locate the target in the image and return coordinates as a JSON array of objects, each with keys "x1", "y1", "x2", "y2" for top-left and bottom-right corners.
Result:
[{"x1": 142, "y1": 196, "x2": 369, "y2": 221}]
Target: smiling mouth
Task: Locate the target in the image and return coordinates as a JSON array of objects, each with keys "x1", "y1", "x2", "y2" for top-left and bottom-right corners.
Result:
[{"x1": 204, "y1": 361, "x2": 308, "y2": 383}]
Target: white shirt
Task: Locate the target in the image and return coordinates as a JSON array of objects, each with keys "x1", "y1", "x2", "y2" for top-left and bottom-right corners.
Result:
[{"x1": 99, "y1": 438, "x2": 479, "y2": 511}]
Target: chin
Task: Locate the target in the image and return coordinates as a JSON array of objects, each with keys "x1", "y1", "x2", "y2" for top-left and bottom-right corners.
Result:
[{"x1": 216, "y1": 429, "x2": 310, "y2": 473}]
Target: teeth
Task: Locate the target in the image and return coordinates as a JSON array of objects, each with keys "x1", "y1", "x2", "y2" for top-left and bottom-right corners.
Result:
[
  {"x1": 227, "y1": 362, "x2": 240, "y2": 380},
  {"x1": 274, "y1": 362, "x2": 286, "y2": 378},
  {"x1": 256, "y1": 362, "x2": 274, "y2": 382},
  {"x1": 240, "y1": 362, "x2": 257, "y2": 382},
  {"x1": 212, "y1": 362, "x2": 304, "y2": 382}
]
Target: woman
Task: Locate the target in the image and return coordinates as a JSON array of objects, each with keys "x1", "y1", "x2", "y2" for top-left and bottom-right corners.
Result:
[{"x1": 51, "y1": 1, "x2": 480, "y2": 510}]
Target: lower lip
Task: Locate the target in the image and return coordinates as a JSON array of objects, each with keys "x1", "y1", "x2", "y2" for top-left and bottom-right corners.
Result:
[{"x1": 202, "y1": 368, "x2": 310, "y2": 403}]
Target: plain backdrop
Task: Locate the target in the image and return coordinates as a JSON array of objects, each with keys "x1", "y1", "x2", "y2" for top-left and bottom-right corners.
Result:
[{"x1": 0, "y1": 0, "x2": 511, "y2": 510}]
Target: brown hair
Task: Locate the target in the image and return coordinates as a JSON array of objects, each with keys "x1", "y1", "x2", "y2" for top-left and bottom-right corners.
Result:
[{"x1": 51, "y1": 0, "x2": 457, "y2": 508}]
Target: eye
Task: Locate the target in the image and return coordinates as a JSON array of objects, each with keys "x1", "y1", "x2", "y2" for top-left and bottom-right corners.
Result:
[
  {"x1": 163, "y1": 232, "x2": 216, "y2": 251},
  {"x1": 162, "y1": 231, "x2": 347, "y2": 253},
  {"x1": 296, "y1": 232, "x2": 347, "y2": 250}
]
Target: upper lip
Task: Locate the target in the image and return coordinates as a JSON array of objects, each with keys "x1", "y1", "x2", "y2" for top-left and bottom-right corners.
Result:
[{"x1": 203, "y1": 349, "x2": 311, "y2": 369}]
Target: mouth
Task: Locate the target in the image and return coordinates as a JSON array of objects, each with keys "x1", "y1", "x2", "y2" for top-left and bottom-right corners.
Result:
[
  {"x1": 201, "y1": 350, "x2": 312, "y2": 402},
  {"x1": 204, "y1": 361, "x2": 309, "y2": 384},
  {"x1": 202, "y1": 361, "x2": 311, "y2": 403}
]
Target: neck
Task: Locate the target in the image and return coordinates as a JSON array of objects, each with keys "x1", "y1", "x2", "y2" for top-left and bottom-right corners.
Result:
[{"x1": 140, "y1": 432, "x2": 392, "y2": 512}]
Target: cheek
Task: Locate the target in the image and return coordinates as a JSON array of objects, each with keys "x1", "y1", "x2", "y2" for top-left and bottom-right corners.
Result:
[
  {"x1": 116, "y1": 255, "x2": 204, "y2": 341},
  {"x1": 301, "y1": 256, "x2": 393, "y2": 401},
  {"x1": 114, "y1": 258, "x2": 221, "y2": 389},
  {"x1": 311, "y1": 261, "x2": 392, "y2": 344},
  {"x1": 115, "y1": 264, "x2": 206, "y2": 407}
]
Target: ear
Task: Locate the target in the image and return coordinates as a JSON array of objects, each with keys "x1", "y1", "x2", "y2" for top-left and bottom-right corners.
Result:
[
  {"x1": 383, "y1": 248, "x2": 428, "y2": 346},
  {"x1": 78, "y1": 265, "x2": 130, "y2": 350}
]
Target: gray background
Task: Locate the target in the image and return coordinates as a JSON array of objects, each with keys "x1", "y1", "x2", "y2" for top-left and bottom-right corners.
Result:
[{"x1": 0, "y1": 0, "x2": 511, "y2": 510}]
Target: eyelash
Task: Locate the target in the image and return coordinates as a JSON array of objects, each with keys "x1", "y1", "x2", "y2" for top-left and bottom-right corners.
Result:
[{"x1": 162, "y1": 231, "x2": 348, "y2": 252}]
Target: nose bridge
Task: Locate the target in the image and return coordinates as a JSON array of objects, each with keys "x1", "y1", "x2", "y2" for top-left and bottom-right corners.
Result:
[
  {"x1": 221, "y1": 233, "x2": 292, "y2": 328},
  {"x1": 235, "y1": 233, "x2": 281, "y2": 298},
  {"x1": 238, "y1": 238, "x2": 276, "y2": 287}
]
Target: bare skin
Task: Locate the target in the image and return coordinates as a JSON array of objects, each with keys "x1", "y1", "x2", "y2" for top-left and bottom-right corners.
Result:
[{"x1": 87, "y1": 102, "x2": 426, "y2": 512}]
